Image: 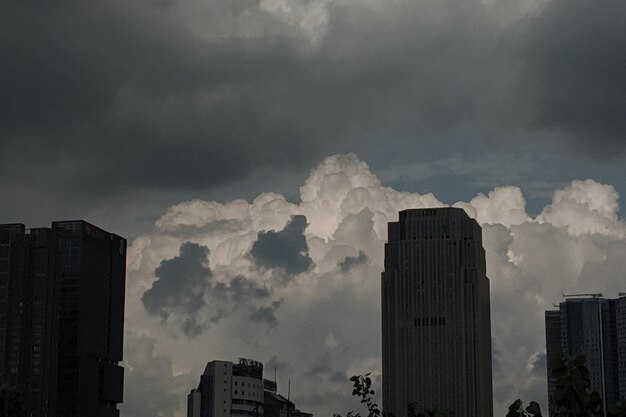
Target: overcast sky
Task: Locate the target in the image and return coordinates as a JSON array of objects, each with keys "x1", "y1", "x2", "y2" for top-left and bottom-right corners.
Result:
[{"x1": 2, "y1": 0, "x2": 625, "y2": 416}]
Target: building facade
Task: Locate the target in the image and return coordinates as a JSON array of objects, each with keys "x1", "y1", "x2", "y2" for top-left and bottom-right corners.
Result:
[
  {"x1": 382, "y1": 208, "x2": 493, "y2": 417},
  {"x1": 545, "y1": 294, "x2": 626, "y2": 415},
  {"x1": 188, "y1": 359, "x2": 265, "y2": 417},
  {"x1": 0, "y1": 221, "x2": 126, "y2": 417},
  {"x1": 263, "y1": 390, "x2": 294, "y2": 417}
]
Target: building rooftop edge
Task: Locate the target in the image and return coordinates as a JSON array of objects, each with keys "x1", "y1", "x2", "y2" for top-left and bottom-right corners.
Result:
[
  {"x1": 0, "y1": 220, "x2": 126, "y2": 241},
  {"x1": 397, "y1": 207, "x2": 464, "y2": 214}
]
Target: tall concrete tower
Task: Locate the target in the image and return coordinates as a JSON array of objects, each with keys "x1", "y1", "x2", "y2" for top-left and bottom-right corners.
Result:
[{"x1": 382, "y1": 208, "x2": 493, "y2": 417}]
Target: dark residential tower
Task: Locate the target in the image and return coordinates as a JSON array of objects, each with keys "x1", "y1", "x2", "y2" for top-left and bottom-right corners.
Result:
[
  {"x1": 382, "y1": 208, "x2": 493, "y2": 417},
  {"x1": 545, "y1": 294, "x2": 626, "y2": 416},
  {"x1": 0, "y1": 221, "x2": 126, "y2": 417}
]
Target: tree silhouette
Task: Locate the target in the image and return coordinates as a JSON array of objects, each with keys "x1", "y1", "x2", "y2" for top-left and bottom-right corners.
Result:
[
  {"x1": 342, "y1": 351, "x2": 626, "y2": 417},
  {"x1": 550, "y1": 352, "x2": 602, "y2": 417},
  {"x1": 0, "y1": 383, "x2": 23, "y2": 417}
]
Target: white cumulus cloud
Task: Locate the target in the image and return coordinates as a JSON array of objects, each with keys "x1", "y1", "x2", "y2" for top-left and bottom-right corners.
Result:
[{"x1": 121, "y1": 154, "x2": 626, "y2": 417}]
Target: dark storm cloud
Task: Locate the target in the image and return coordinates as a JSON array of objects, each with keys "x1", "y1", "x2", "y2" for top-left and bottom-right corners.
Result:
[
  {"x1": 330, "y1": 372, "x2": 348, "y2": 384},
  {"x1": 142, "y1": 241, "x2": 278, "y2": 335},
  {"x1": 305, "y1": 352, "x2": 334, "y2": 377},
  {"x1": 265, "y1": 356, "x2": 291, "y2": 374},
  {"x1": 511, "y1": 0, "x2": 626, "y2": 153},
  {"x1": 142, "y1": 242, "x2": 210, "y2": 320},
  {"x1": 0, "y1": 0, "x2": 316, "y2": 206},
  {"x1": 1, "y1": 0, "x2": 624, "y2": 221},
  {"x1": 251, "y1": 215, "x2": 312, "y2": 276},
  {"x1": 338, "y1": 251, "x2": 369, "y2": 273},
  {"x1": 249, "y1": 300, "x2": 283, "y2": 328},
  {"x1": 229, "y1": 276, "x2": 271, "y2": 302}
]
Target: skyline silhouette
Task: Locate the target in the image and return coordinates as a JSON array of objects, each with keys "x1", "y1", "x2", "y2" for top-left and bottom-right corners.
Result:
[
  {"x1": 117, "y1": 154, "x2": 626, "y2": 417},
  {"x1": 2, "y1": 154, "x2": 626, "y2": 417},
  {"x1": 2, "y1": 0, "x2": 624, "y2": 415}
]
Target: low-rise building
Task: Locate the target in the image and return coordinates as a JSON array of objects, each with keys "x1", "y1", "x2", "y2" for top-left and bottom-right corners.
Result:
[
  {"x1": 188, "y1": 358, "x2": 313, "y2": 417},
  {"x1": 188, "y1": 359, "x2": 265, "y2": 417}
]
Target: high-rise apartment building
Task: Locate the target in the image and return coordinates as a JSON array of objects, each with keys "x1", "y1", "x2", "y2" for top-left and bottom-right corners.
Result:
[
  {"x1": 545, "y1": 294, "x2": 626, "y2": 416},
  {"x1": 188, "y1": 359, "x2": 265, "y2": 417},
  {"x1": 0, "y1": 221, "x2": 126, "y2": 417},
  {"x1": 382, "y1": 208, "x2": 493, "y2": 417}
]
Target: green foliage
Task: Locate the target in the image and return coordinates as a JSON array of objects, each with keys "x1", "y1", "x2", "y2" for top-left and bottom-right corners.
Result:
[
  {"x1": 349, "y1": 373, "x2": 381, "y2": 417},
  {"x1": 550, "y1": 352, "x2": 603, "y2": 417},
  {"x1": 341, "y1": 351, "x2": 626, "y2": 417},
  {"x1": 607, "y1": 400, "x2": 626, "y2": 417},
  {"x1": 0, "y1": 383, "x2": 24, "y2": 417},
  {"x1": 342, "y1": 374, "x2": 454, "y2": 417},
  {"x1": 506, "y1": 399, "x2": 542, "y2": 417}
]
